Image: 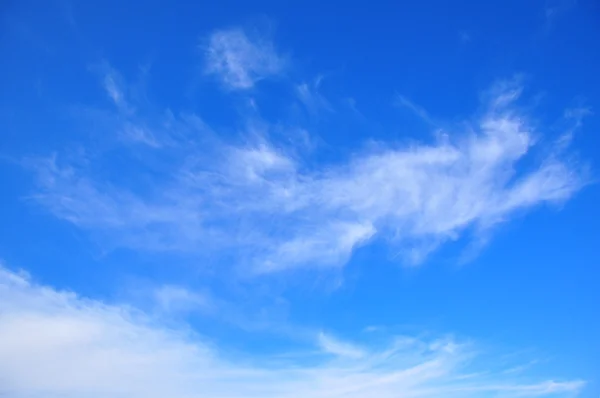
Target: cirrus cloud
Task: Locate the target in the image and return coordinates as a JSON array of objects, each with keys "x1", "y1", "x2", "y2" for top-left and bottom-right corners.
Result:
[
  {"x1": 0, "y1": 265, "x2": 585, "y2": 398},
  {"x1": 205, "y1": 27, "x2": 286, "y2": 90},
  {"x1": 27, "y1": 77, "x2": 587, "y2": 272}
]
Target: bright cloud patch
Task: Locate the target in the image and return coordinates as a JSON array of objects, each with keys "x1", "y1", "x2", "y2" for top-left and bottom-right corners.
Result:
[
  {"x1": 205, "y1": 28, "x2": 285, "y2": 89},
  {"x1": 28, "y1": 79, "x2": 585, "y2": 272},
  {"x1": 0, "y1": 266, "x2": 585, "y2": 398}
]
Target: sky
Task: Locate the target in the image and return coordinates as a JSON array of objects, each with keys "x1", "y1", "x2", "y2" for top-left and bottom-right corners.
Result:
[{"x1": 1, "y1": 0, "x2": 599, "y2": 397}]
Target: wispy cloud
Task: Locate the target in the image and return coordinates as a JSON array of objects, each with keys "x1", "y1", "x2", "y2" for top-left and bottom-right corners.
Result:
[
  {"x1": 119, "y1": 122, "x2": 162, "y2": 147},
  {"x1": 564, "y1": 106, "x2": 592, "y2": 128},
  {"x1": 485, "y1": 77, "x2": 525, "y2": 109},
  {"x1": 27, "y1": 81, "x2": 587, "y2": 271},
  {"x1": 93, "y1": 63, "x2": 166, "y2": 147},
  {"x1": 295, "y1": 76, "x2": 333, "y2": 116},
  {"x1": 97, "y1": 64, "x2": 135, "y2": 115},
  {"x1": 103, "y1": 72, "x2": 126, "y2": 109},
  {"x1": 317, "y1": 332, "x2": 366, "y2": 358},
  {"x1": 0, "y1": 265, "x2": 585, "y2": 398},
  {"x1": 153, "y1": 285, "x2": 213, "y2": 314},
  {"x1": 395, "y1": 94, "x2": 436, "y2": 125},
  {"x1": 205, "y1": 28, "x2": 285, "y2": 90},
  {"x1": 543, "y1": 0, "x2": 577, "y2": 30}
]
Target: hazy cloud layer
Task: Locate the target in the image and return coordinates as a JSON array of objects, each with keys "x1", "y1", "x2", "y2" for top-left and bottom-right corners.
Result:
[{"x1": 0, "y1": 266, "x2": 584, "y2": 398}]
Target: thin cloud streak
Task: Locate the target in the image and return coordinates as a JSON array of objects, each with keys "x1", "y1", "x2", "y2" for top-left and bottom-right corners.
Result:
[
  {"x1": 0, "y1": 265, "x2": 585, "y2": 398},
  {"x1": 395, "y1": 94, "x2": 436, "y2": 125}
]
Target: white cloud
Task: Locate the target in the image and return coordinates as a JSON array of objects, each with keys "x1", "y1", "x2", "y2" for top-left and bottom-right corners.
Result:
[
  {"x1": 120, "y1": 123, "x2": 161, "y2": 147},
  {"x1": 0, "y1": 265, "x2": 585, "y2": 398},
  {"x1": 317, "y1": 332, "x2": 366, "y2": 358},
  {"x1": 295, "y1": 76, "x2": 333, "y2": 115},
  {"x1": 564, "y1": 106, "x2": 592, "y2": 128},
  {"x1": 100, "y1": 67, "x2": 133, "y2": 114},
  {"x1": 258, "y1": 221, "x2": 376, "y2": 273},
  {"x1": 104, "y1": 73, "x2": 125, "y2": 107},
  {"x1": 153, "y1": 285, "x2": 213, "y2": 314},
  {"x1": 485, "y1": 77, "x2": 524, "y2": 110},
  {"x1": 395, "y1": 94, "x2": 435, "y2": 125},
  {"x1": 205, "y1": 28, "x2": 285, "y2": 90},
  {"x1": 27, "y1": 83, "x2": 586, "y2": 271}
]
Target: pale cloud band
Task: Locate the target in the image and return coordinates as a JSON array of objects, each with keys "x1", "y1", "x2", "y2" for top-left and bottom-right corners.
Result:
[
  {"x1": 0, "y1": 265, "x2": 585, "y2": 398},
  {"x1": 28, "y1": 77, "x2": 586, "y2": 272}
]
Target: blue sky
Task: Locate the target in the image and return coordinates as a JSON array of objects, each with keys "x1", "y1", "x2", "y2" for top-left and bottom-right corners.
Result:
[{"x1": 1, "y1": 0, "x2": 599, "y2": 396}]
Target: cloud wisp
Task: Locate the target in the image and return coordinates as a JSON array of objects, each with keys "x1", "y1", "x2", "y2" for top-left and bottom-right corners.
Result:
[
  {"x1": 296, "y1": 76, "x2": 333, "y2": 116},
  {"x1": 0, "y1": 265, "x2": 585, "y2": 398},
  {"x1": 205, "y1": 27, "x2": 285, "y2": 90},
  {"x1": 395, "y1": 94, "x2": 436, "y2": 125},
  {"x1": 27, "y1": 78, "x2": 586, "y2": 272}
]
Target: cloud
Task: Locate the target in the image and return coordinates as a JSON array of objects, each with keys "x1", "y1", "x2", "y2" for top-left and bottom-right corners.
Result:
[
  {"x1": 295, "y1": 76, "x2": 333, "y2": 116},
  {"x1": 27, "y1": 81, "x2": 587, "y2": 271},
  {"x1": 98, "y1": 64, "x2": 172, "y2": 148},
  {"x1": 485, "y1": 78, "x2": 525, "y2": 110},
  {"x1": 119, "y1": 122, "x2": 162, "y2": 147},
  {"x1": 564, "y1": 106, "x2": 592, "y2": 128},
  {"x1": 0, "y1": 265, "x2": 585, "y2": 398},
  {"x1": 395, "y1": 94, "x2": 436, "y2": 125},
  {"x1": 205, "y1": 28, "x2": 285, "y2": 90},
  {"x1": 153, "y1": 285, "x2": 213, "y2": 314},
  {"x1": 317, "y1": 332, "x2": 366, "y2": 358},
  {"x1": 97, "y1": 64, "x2": 135, "y2": 115},
  {"x1": 104, "y1": 72, "x2": 126, "y2": 108},
  {"x1": 544, "y1": 0, "x2": 577, "y2": 29}
]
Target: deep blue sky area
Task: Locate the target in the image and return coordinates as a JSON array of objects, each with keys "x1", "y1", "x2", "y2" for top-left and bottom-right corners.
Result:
[{"x1": 1, "y1": 0, "x2": 599, "y2": 397}]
